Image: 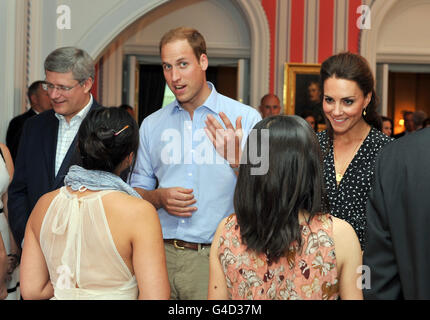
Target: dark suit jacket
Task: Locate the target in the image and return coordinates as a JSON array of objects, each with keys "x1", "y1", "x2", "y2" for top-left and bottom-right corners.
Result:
[
  {"x1": 8, "y1": 100, "x2": 101, "y2": 246},
  {"x1": 363, "y1": 127, "x2": 430, "y2": 299},
  {"x1": 6, "y1": 108, "x2": 37, "y2": 163}
]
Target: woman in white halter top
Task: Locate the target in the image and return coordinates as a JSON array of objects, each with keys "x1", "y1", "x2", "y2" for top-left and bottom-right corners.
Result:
[{"x1": 20, "y1": 107, "x2": 170, "y2": 300}]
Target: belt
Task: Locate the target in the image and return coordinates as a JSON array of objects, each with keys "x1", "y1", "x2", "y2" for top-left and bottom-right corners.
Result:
[{"x1": 164, "y1": 239, "x2": 211, "y2": 251}]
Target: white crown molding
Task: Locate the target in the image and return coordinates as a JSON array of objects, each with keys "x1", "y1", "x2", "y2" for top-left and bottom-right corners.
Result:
[{"x1": 360, "y1": 0, "x2": 430, "y2": 71}]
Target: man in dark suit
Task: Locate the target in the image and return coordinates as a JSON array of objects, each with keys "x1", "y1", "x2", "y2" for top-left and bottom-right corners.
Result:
[
  {"x1": 8, "y1": 47, "x2": 101, "y2": 247},
  {"x1": 363, "y1": 127, "x2": 430, "y2": 299},
  {"x1": 6, "y1": 81, "x2": 53, "y2": 162}
]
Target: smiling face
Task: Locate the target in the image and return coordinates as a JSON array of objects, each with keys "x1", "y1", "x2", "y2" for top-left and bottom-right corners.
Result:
[
  {"x1": 322, "y1": 77, "x2": 371, "y2": 135},
  {"x1": 161, "y1": 39, "x2": 209, "y2": 111},
  {"x1": 45, "y1": 70, "x2": 92, "y2": 122}
]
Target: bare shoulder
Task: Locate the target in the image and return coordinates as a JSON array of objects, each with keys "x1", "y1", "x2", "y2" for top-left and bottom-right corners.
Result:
[
  {"x1": 331, "y1": 216, "x2": 357, "y2": 239},
  {"x1": 103, "y1": 192, "x2": 158, "y2": 221},
  {"x1": 33, "y1": 189, "x2": 61, "y2": 213},
  {"x1": 331, "y1": 216, "x2": 361, "y2": 262},
  {"x1": 28, "y1": 189, "x2": 61, "y2": 230}
]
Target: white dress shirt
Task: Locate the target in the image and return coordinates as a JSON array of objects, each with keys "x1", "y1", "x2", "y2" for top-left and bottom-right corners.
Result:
[{"x1": 54, "y1": 95, "x2": 93, "y2": 176}]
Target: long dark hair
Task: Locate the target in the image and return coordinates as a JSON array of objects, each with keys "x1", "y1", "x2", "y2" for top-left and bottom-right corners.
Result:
[
  {"x1": 320, "y1": 52, "x2": 381, "y2": 137},
  {"x1": 77, "y1": 107, "x2": 139, "y2": 173},
  {"x1": 234, "y1": 115, "x2": 328, "y2": 262}
]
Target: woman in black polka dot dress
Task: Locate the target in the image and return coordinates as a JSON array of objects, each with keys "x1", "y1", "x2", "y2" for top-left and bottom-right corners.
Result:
[{"x1": 316, "y1": 53, "x2": 393, "y2": 249}]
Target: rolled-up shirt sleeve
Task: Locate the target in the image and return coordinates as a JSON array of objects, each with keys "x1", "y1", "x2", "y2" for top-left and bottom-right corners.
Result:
[{"x1": 130, "y1": 120, "x2": 157, "y2": 191}]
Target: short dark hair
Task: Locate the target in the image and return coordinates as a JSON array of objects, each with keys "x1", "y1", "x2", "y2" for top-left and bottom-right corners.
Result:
[
  {"x1": 77, "y1": 107, "x2": 139, "y2": 173},
  {"x1": 27, "y1": 81, "x2": 44, "y2": 103},
  {"x1": 320, "y1": 52, "x2": 381, "y2": 136},
  {"x1": 234, "y1": 115, "x2": 328, "y2": 262}
]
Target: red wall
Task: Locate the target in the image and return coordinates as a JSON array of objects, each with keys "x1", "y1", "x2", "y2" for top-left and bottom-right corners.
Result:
[{"x1": 261, "y1": 0, "x2": 363, "y2": 94}]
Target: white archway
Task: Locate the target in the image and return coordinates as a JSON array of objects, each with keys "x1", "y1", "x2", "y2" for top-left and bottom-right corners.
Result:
[
  {"x1": 360, "y1": 0, "x2": 430, "y2": 72},
  {"x1": 76, "y1": 0, "x2": 270, "y2": 107},
  {"x1": 360, "y1": 0, "x2": 398, "y2": 73},
  {"x1": 360, "y1": 0, "x2": 430, "y2": 116}
]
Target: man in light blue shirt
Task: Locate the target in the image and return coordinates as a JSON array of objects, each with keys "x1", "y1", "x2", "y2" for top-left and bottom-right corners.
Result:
[{"x1": 130, "y1": 27, "x2": 261, "y2": 299}]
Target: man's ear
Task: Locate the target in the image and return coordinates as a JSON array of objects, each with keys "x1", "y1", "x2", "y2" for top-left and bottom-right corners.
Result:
[
  {"x1": 199, "y1": 53, "x2": 209, "y2": 72},
  {"x1": 82, "y1": 77, "x2": 94, "y2": 93},
  {"x1": 258, "y1": 105, "x2": 263, "y2": 113},
  {"x1": 29, "y1": 94, "x2": 37, "y2": 106}
]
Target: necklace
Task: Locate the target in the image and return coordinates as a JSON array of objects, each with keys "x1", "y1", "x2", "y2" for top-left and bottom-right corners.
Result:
[{"x1": 334, "y1": 134, "x2": 366, "y2": 184}]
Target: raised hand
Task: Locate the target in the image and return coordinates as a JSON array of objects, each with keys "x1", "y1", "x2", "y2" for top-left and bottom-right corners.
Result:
[{"x1": 204, "y1": 112, "x2": 243, "y2": 168}]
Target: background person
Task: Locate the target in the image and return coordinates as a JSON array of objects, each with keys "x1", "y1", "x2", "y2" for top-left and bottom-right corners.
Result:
[
  {"x1": 301, "y1": 109, "x2": 318, "y2": 132},
  {"x1": 317, "y1": 52, "x2": 393, "y2": 249},
  {"x1": 20, "y1": 107, "x2": 169, "y2": 300},
  {"x1": 0, "y1": 143, "x2": 20, "y2": 300},
  {"x1": 6, "y1": 81, "x2": 52, "y2": 163},
  {"x1": 381, "y1": 116, "x2": 393, "y2": 137},
  {"x1": 393, "y1": 111, "x2": 414, "y2": 138},
  {"x1": 208, "y1": 116, "x2": 363, "y2": 300},
  {"x1": 258, "y1": 93, "x2": 281, "y2": 118},
  {"x1": 412, "y1": 110, "x2": 428, "y2": 131}
]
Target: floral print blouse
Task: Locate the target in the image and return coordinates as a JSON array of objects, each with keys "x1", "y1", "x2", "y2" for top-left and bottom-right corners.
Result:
[{"x1": 217, "y1": 214, "x2": 339, "y2": 300}]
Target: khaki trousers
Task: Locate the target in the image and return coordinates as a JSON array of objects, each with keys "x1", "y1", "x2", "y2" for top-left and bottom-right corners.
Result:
[{"x1": 164, "y1": 242, "x2": 210, "y2": 300}]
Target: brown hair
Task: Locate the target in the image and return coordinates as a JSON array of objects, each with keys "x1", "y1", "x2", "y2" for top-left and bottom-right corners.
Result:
[
  {"x1": 320, "y1": 52, "x2": 381, "y2": 137},
  {"x1": 159, "y1": 27, "x2": 207, "y2": 61}
]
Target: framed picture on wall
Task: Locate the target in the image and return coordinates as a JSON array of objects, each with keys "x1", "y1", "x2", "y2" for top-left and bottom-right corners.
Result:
[{"x1": 283, "y1": 63, "x2": 325, "y2": 127}]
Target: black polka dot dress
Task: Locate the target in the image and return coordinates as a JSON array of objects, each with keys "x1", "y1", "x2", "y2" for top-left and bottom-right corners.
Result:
[{"x1": 317, "y1": 127, "x2": 393, "y2": 249}]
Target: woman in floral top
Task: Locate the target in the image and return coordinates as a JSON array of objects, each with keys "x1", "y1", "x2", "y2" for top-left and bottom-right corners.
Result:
[{"x1": 208, "y1": 116, "x2": 362, "y2": 300}]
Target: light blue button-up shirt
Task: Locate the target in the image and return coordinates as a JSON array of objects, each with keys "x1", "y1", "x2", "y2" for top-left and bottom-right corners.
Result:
[{"x1": 130, "y1": 83, "x2": 261, "y2": 243}]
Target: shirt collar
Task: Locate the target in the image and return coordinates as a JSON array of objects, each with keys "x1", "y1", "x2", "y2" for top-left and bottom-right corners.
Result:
[
  {"x1": 172, "y1": 82, "x2": 219, "y2": 115},
  {"x1": 55, "y1": 94, "x2": 93, "y2": 122}
]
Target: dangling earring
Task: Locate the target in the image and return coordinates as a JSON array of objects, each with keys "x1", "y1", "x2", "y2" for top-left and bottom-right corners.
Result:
[{"x1": 363, "y1": 107, "x2": 367, "y2": 116}]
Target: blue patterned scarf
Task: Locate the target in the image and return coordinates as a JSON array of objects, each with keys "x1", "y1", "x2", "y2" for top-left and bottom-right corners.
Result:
[{"x1": 64, "y1": 165, "x2": 141, "y2": 198}]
